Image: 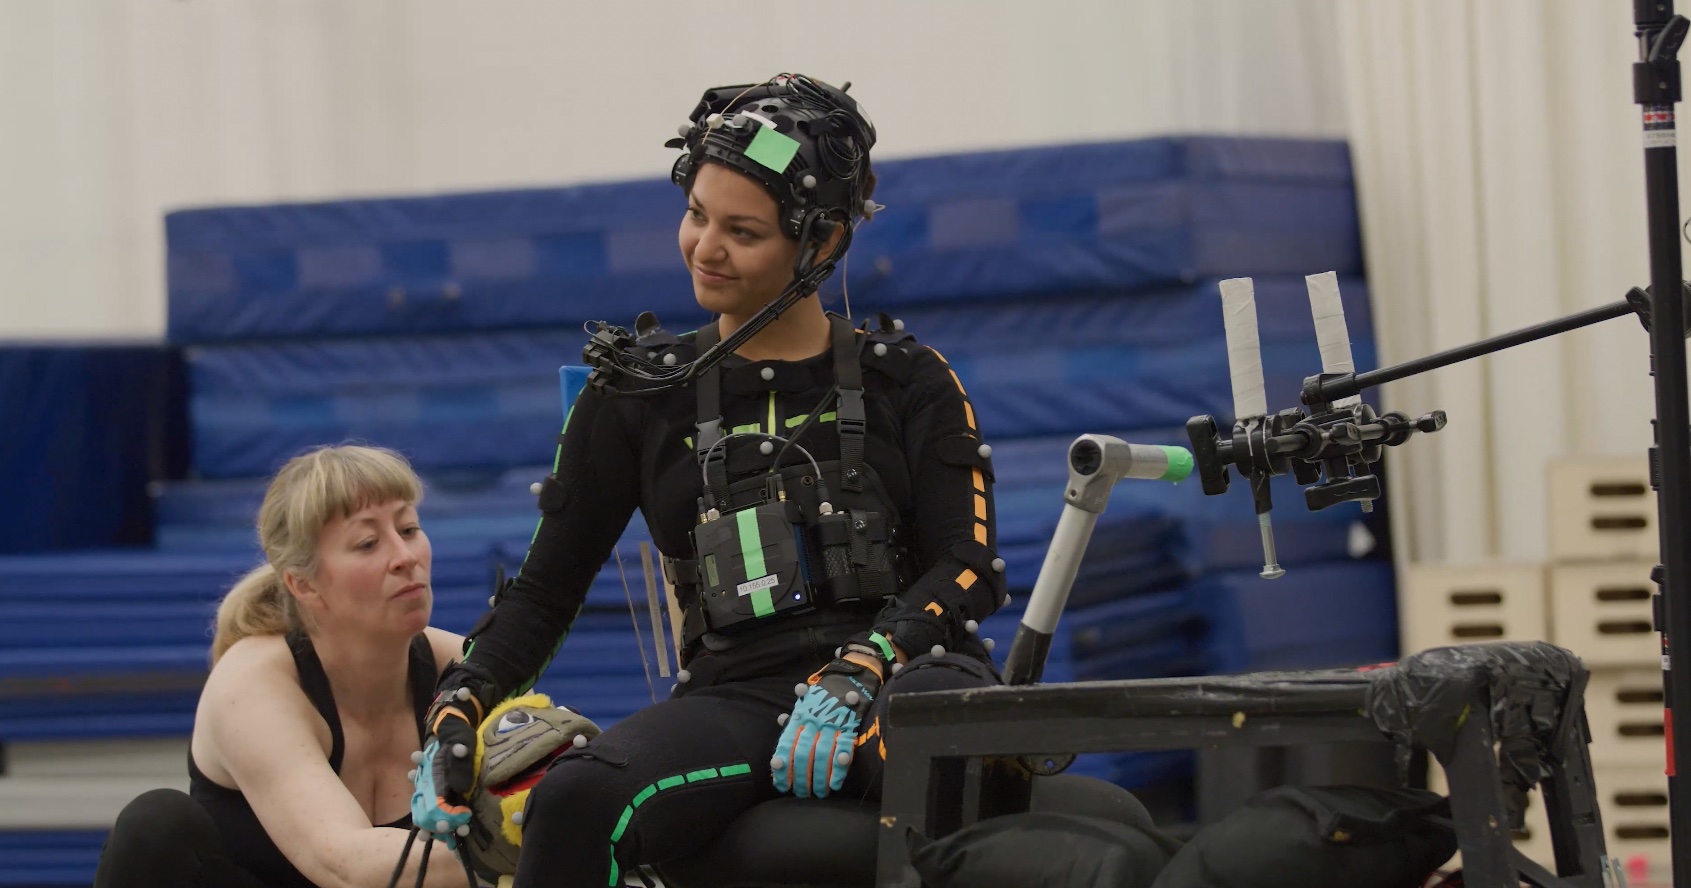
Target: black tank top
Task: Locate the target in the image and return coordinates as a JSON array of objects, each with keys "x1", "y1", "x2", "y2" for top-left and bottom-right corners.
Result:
[{"x1": 187, "y1": 631, "x2": 438, "y2": 888}]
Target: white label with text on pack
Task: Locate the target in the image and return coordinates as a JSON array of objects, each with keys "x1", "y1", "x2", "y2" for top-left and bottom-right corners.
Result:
[{"x1": 737, "y1": 574, "x2": 779, "y2": 596}]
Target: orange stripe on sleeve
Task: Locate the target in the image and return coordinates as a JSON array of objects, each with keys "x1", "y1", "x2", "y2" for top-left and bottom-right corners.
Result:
[
  {"x1": 974, "y1": 524, "x2": 988, "y2": 545},
  {"x1": 974, "y1": 494, "x2": 987, "y2": 521},
  {"x1": 972, "y1": 468, "x2": 984, "y2": 492},
  {"x1": 955, "y1": 569, "x2": 978, "y2": 589}
]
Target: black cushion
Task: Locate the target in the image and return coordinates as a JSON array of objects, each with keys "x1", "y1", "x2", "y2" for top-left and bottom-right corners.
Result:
[
  {"x1": 655, "y1": 775, "x2": 1153, "y2": 888},
  {"x1": 1149, "y1": 785, "x2": 1457, "y2": 888},
  {"x1": 907, "y1": 811, "x2": 1178, "y2": 888}
]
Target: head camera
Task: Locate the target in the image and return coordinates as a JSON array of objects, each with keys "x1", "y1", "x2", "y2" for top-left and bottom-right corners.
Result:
[
  {"x1": 668, "y1": 74, "x2": 880, "y2": 241},
  {"x1": 580, "y1": 75, "x2": 879, "y2": 398}
]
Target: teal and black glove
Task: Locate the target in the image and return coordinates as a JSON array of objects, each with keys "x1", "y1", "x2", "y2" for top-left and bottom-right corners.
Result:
[
  {"x1": 771, "y1": 658, "x2": 884, "y2": 798},
  {"x1": 410, "y1": 665, "x2": 495, "y2": 846}
]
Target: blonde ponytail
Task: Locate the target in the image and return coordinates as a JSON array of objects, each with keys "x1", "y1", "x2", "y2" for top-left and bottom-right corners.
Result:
[
  {"x1": 207, "y1": 444, "x2": 424, "y2": 664},
  {"x1": 211, "y1": 563, "x2": 300, "y2": 664}
]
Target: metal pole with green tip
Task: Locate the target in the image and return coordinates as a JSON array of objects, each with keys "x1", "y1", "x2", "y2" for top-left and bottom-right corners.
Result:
[{"x1": 1000, "y1": 435, "x2": 1193, "y2": 686}]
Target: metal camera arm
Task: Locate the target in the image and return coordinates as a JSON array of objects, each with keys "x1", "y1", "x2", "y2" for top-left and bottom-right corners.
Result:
[{"x1": 1183, "y1": 279, "x2": 1688, "y2": 583}]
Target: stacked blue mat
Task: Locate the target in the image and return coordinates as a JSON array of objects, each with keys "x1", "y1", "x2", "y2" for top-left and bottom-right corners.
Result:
[
  {"x1": 0, "y1": 136, "x2": 1400, "y2": 885},
  {"x1": 168, "y1": 137, "x2": 1364, "y2": 479}
]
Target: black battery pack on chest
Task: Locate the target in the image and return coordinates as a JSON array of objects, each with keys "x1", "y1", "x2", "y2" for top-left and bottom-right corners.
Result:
[{"x1": 693, "y1": 498, "x2": 818, "y2": 632}]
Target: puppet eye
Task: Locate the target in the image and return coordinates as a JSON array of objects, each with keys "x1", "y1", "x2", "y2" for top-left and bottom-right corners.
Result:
[{"x1": 495, "y1": 710, "x2": 533, "y2": 734}]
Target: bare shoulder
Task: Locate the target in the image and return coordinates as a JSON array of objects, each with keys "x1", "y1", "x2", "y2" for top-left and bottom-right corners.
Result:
[
  {"x1": 200, "y1": 634, "x2": 302, "y2": 715},
  {"x1": 422, "y1": 626, "x2": 465, "y2": 680},
  {"x1": 193, "y1": 633, "x2": 320, "y2": 782}
]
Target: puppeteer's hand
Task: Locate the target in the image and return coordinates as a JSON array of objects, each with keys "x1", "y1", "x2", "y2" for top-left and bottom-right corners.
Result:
[
  {"x1": 771, "y1": 658, "x2": 883, "y2": 799},
  {"x1": 409, "y1": 690, "x2": 479, "y2": 846}
]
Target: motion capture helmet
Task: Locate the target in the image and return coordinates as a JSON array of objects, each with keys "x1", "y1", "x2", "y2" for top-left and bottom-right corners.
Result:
[{"x1": 668, "y1": 74, "x2": 880, "y2": 242}]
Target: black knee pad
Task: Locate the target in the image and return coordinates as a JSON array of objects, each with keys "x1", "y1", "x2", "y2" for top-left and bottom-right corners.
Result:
[
  {"x1": 99, "y1": 788, "x2": 220, "y2": 877},
  {"x1": 888, "y1": 651, "x2": 999, "y2": 693},
  {"x1": 117, "y1": 788, "x2": 216, "y2": 844}
]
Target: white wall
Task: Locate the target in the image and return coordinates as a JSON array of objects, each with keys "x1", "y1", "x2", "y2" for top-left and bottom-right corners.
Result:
[
  {"x1": 1338, "y1": 0, "x2": 1686, "y2": 563},
  {"x1": 0, "y1": 0, "x2": 1347, "y2": 340}
]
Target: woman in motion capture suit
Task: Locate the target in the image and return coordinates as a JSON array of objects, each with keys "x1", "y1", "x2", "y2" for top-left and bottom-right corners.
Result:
[
  {"x1": 95, "y1": 445, "x2": 472, "y2": 888},
  {"x1": 411, "y1": 73, "x2": 1009, "y2": 886}
]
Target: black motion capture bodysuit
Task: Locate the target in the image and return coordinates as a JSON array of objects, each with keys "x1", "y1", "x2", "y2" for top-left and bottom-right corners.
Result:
[{"x1": 454, "y1": 315, "x2": 1007, "y2": 887}]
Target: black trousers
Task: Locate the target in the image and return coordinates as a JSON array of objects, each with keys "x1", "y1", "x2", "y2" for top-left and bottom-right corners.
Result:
[
  {"x1": 513, "y1": 630, "x2": 998, "y2": 888},
  {"x1": 94, "y1": 788, "x2": 268, "y2": 888}
]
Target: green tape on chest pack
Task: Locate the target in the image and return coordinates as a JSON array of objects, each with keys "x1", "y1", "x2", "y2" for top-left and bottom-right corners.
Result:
[{"x1": 736, "y1": 508, "x2": 765, "y2": 579}]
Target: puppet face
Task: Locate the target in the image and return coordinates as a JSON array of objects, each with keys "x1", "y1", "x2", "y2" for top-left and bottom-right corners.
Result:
[{"x1": 464, "y1": 694, "x2": 601, "y2": 881}]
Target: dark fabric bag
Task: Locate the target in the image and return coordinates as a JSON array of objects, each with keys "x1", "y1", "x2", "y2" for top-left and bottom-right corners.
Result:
[
  {"x1": 1151, "y1": 785, "x2": 1457, "y2": 888},
  {"x1": 906, "y1": 811, "x2": 1182, "y2": 888}
]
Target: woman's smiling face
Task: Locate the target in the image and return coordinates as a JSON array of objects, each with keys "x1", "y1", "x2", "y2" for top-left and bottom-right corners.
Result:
[{"x1": 678, "y1": 161, "x2": 801, "y2": 318}]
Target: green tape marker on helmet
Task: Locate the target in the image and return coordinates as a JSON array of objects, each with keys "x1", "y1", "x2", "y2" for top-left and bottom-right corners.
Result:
[{"x1": 744, "y1": 125, "x2": 800, "y2": 173}]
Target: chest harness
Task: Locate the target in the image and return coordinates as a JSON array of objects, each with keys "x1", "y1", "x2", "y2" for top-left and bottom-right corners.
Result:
[{"x1": 662, "y1": 314, "x2": 914, "y2": 648}]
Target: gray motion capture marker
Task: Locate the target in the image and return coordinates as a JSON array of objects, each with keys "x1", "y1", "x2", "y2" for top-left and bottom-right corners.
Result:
[
  {"x1": 663, "y1": 353, "x2": 678, "y2": 366},
  {"x1": 451, "y1": 743, "x2": 468, "y2": 758},
  {"x1": 759, "y1": 441, "x2": 774, "y2": 455},
  {"x1": 456, "y1": 824, "x2": 470, "y2": 837},
  {"x1": 844, "y1": 691, "x2": 861, "y2": 706},
  {"x1": 778, "y1": 712, "x2": 790, "y2": 726},
  {"x1": 411, "y1": 750, "x2": 425, "y2": 765},
  {"x1": 891, "y1": 662, "x2": 903, "y2": 673},
  {"x1": 771, "y1": 756, "x2": 787, "y2": 770},
  {"x1": 488, "y1": 595, "x2": 496, "y2": 607},
  {"x1": 978, "y1": 444, "x2": 992, "y2": 459},
  {"x1": 794, "y1": 682, "x2": 809, "y2": 697},
  {"x1": 1003, "y1": 594, "x2": 1013, "y2": 607},
  {"x1": 676, "y1": 669, "x2": 692, "y2": 684},
  {"x1": 983, "y1": 638, "x2": 996, "y2": 652},
  {"x1": 836, "y1": 751, "x2": 852, "y2": 766},
  {"x1": 835, "y1": 647, "x2": 843, "y2": 657},
  {"x1": 435, "y1": 820, "x2": 449, "y2": 833},
  {"x1": 511, "y1": 811, "x2": 526, "y2": 826},
  {"x1": 930, "y1": 645, "x2": 945, "y2": 658},
  {"x1": 992, "y1": 558, "x2": 1006, "y2": 573},
  {"x1": 647, "y1": 351, "x2": 657, "y2": 360},
  {"x1": 873, "y1": 343, "x2": 888, "y2": 357},
  {"x1": 893, "y1": 318, "x2": 905, "y2": 331},
  {"x1": 802, "y1": 174, "x2": 817, "y2": 189},
  {"x1": 678, "y1": 123, "x2": 692, "y2": 138},
  {"x1": 530, "y1": 481, "x2": 542, "y2": 495},
  {"x1": 964, "y1": 620, "x2": 979, "y2": 634},
  {"x1": 455, "y1": 687, "x2": 472, "y2": 702},
  {"x1": 407, "y1": 769, "x2": 417, "y2": 782},
  {"x1": 761, "y1": 367, "x2": 775, "y2": 381},
  {"x1": 573, "y1": 734, "x2": 589, "y2": 749}
]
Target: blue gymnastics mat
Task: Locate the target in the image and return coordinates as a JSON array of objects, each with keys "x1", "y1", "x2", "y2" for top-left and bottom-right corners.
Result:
[
  {"x1": 181, "y1": 290, "x2": 1376, "y2": 477},
  {"x1": 166, "y1": 137, "x2": 1358, "y2": 343}
]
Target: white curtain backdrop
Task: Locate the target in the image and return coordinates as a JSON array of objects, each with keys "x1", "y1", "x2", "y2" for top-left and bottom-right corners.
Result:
[
  {"x1": 0, "y1": 0, "x2": 1345, "y2": 340},
  {"x1": 1337, "y1": 0, "x2": 1673, "y2": 564}
]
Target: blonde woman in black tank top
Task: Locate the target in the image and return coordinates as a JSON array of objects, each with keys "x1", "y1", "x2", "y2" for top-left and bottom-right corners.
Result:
[{"x1": 95, "y1": 446, "x2": 470, "y2": 888}]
